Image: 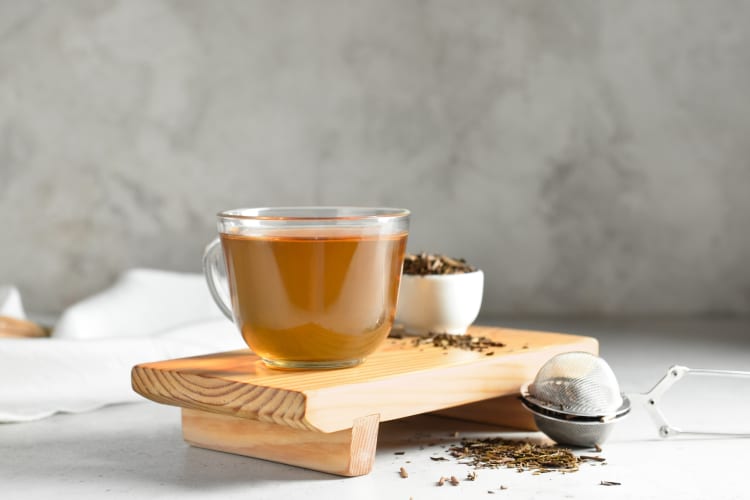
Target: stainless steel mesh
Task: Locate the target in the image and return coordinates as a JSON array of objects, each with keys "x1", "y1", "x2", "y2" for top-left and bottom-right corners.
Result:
[{"x1": 528, "y1": 351, "x2": 624, "y2": 417}]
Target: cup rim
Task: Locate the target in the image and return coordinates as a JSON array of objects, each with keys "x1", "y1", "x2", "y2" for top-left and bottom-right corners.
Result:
[
  {"x1": 401, "y1": 269, "x2": 484, "y2": 279},
  {"x1": 217, "y1": 206, "x2": 410, "y2": 221}
]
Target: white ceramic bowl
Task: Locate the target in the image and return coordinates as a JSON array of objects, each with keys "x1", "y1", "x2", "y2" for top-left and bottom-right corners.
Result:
[{"x1": 395, "y1": 270, "x2": 484, "y2": 335}]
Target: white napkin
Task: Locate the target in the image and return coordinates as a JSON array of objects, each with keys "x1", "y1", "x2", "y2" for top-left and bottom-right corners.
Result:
[
  {"x1": 0, "y1": 285, "x2": 26, "y2": 319},
  {"x1": 0, "y1": 269, "x2": 245, "y2": 423}
]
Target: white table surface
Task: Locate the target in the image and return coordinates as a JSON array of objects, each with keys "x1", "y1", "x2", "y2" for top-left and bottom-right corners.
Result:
[{"x1": 2, "y1": 318, "x2": 749, "y2": 500}]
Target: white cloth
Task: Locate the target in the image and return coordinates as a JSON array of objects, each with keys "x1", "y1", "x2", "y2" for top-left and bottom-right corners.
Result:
[
  {"x1": 0, "y1": 269, "x2": 245, "y2": 423},
  {"x1": 0, "y1": 286, "x2": 26, "y2": 319}
]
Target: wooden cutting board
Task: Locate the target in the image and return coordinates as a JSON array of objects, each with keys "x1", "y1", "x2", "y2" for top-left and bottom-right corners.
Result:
[{"x1": 132, "y1": 325, "x2": 597, "y2": 476}]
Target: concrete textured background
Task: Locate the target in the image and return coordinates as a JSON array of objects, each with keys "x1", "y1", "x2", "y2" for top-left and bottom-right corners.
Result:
[{"x1": 1, "y1": 0, "x2": 749, "y2": 317}]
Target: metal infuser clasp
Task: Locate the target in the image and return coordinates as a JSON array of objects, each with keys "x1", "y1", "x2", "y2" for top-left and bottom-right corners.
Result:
[{"x1": 635, "y1": 365, "x2": 750, "y2": 438}]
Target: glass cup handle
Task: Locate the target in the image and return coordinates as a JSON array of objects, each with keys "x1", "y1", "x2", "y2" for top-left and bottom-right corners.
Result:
[{"x1": 202, "y1": 238, "x2": 234, "y2": 321}]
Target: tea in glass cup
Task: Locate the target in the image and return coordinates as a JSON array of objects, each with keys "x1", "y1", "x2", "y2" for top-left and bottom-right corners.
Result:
[{"x1": 203, "y1": 207, "x2": 409, "y2": 369}]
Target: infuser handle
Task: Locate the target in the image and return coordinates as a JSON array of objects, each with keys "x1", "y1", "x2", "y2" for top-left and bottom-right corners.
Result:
[
  {"x1": 202, "y1": 238, "x2": 234, "y2": 321},
  {"x1": 642, "y1": 365, "x2": 750, "y2": 438}
]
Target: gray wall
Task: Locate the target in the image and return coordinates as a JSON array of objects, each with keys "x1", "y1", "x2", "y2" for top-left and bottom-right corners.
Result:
[{"x1": 1, "y1": 0, "x2": 749, "y2": 317}]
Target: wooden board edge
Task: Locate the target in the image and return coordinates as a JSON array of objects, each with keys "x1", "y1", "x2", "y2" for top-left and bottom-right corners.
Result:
[{"x1": 131, "y1": 365, "x2": 320, "y2": 431}]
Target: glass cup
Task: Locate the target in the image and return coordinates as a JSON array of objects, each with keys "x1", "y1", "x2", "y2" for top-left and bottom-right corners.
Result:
[{"x1": 203, "y1": 207, "x2": 410, "y2": 369}]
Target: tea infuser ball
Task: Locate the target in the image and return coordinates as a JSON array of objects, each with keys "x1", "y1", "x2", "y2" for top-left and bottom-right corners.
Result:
[
  {"x1": 520, "y1": 351, "x2": 631, "y2": 447},
  {"x1": 521, "y1": 351, "x2": 750, "y2": 446}
]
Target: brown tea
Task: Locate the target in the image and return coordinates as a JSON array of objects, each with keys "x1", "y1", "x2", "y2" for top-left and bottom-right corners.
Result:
[{"x1": 221, "y1": 229, "x2": 407, "y2": 367}]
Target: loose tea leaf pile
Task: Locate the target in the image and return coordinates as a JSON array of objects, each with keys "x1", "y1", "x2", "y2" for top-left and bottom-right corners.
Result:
[
  {"x1": 448, "y1": 438, "x2": 583, "y2": 473},
  {"x1": 403, "y1": 253, "x2": 476, "y2": 275},
  {"x1": 411, "y1": 333, "x2": 505, "y2": 353}
]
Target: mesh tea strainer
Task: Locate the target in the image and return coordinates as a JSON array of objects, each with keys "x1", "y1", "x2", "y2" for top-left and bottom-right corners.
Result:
[{"x1": 520, "y1": 351, "x2": 750, "y2": 447}]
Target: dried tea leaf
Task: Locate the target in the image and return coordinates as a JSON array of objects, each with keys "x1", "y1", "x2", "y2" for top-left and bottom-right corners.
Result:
[
  {"x1": 411, "y1": 333, "x2": 505, "y2": 352},
  {"x1": 448, "y1": 438, "x2": 582, "y2": 473},
  {"x1": 403, "y1": 253, "x2": 476, "y2": 275}
]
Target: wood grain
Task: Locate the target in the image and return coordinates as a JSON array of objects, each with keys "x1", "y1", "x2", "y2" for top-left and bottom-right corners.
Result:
[{"x1": 132, "y1": 325, "x2": 597, "y2": 433}]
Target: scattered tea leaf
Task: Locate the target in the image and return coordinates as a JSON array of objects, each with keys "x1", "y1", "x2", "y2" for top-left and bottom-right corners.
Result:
[
  {"x1": 399, "y1": 467, "x2": 409, "y2": 478},
  {"x1": 448, "y1": 438, "x2": 581, "y2": 473},
  {"x1": 600, "y1": 480, "x2": 621, "y2": 486},
  {"x1": 412, "y1": 333, "x2": 505, "y2": 353},
  {"x1": 437, "y1": 476, "x2": 446, "y2": 486},
  {"x1": 450, "y1": 476, "x2": 460, "y2": 486}
]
